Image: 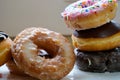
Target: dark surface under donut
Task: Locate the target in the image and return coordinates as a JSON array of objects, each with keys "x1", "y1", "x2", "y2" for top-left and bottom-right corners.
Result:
[
  {"x1": 75, "y1": 47, "x2": 120, "y2": 72},
  {"x1": 73, "y1": 21, "x2": 120, "y2": 38}
]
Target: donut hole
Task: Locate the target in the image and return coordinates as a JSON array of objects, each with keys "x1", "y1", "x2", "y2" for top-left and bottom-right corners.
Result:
[
  {"x1": 37, "y1": 41, "x2": 60, "y2": 59},
  {"x1": 38, "y1": 49, "x2": 52, "y2": 58},
  {"x1": 32, "y1": 37, "x2": 60, "y2": 59}
]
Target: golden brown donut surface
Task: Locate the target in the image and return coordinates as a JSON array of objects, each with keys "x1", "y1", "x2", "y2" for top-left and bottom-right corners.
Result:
[
  {"x1": 12, "y1": 27, "x2": 75, "y2": 80},
  {"x1": 6, "y1": 58, "x2": 25, "y2": 75},
  {"x1": 72, "y1": 32, "x2": 120, "y2": 51}
]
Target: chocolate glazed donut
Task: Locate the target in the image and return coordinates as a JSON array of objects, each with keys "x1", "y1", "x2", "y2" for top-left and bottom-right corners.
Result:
[
  {"x1": 73, "y1": 21, "x2": 120, "y2": 72},
  {"x1": 72, "y1": 21, "x2": 120, "y2": 51},
  {"x1": 73, "y1": 21, "x2": 120, "y2": 38},
  {"x1": 75, "y1": 47, "x2": 120, "y2": 72}
]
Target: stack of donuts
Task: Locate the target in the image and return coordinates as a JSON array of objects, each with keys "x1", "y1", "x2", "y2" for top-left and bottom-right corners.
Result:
[
  {"x1": 0, "y1": 28, "x2": 75, "y2": 80},
  {"x1": 61, "y1": 0, "x2": 120, "y2": 72}
]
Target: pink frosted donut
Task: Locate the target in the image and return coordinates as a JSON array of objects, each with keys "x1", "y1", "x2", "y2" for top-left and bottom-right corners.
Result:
[{"x1": 61, "y1": 0, "x2": 118, "y2": 30}]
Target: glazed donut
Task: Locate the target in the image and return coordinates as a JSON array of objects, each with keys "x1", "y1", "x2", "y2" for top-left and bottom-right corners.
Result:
[
  {"x1": 72, "y1": 21, "x2": 120, "y2": 51},
  {"x1": 0, "y1": 31, "x2": 12, "y2": 66},
  {"x1": 61, "y1": 0, "x2": 117, "y2": 30},
  {"x1": 12, "y1": 27, "x2": 75, "y2": 80},
  {"x1": 75, "y1": 47, "x2": 120, "y2": 72}
]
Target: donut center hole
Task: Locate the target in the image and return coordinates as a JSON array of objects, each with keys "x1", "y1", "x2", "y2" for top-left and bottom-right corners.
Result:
[
  {"x1": 38, "y1": 49, "x2": 53, "y2": 58},
  {"x1": 31, "y1": 34, "x2": 60, "y2": 59},
  {"x1": 36, "y1": 40, "x2": 60, "y2": 59}
]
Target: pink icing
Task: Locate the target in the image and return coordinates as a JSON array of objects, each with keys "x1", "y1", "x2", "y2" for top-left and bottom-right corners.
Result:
[{"x1": 61, "y1": 0, "x2": 117, "y2": 20}]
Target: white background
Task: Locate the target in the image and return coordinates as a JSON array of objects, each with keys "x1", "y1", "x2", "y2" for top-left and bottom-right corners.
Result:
[{"x1": 0, "y1": 0, "x2": 120, "y2": 36}]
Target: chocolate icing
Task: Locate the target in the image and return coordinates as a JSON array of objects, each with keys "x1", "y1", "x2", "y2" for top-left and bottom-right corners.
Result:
[
  {"x1": 75, "y1": 47, "x2": 120, "y2": 72},
  {"x1": 73, "y1": 21, "x2": 120, "y2": 38},
  {"x1": 0, "y1": 31, "x2": 8, "y2": 41}
]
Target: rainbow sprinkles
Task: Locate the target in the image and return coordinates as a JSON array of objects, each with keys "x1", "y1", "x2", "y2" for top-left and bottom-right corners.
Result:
[{"x1": 61, "y1": 0, "x2": 117, "y2": 20}]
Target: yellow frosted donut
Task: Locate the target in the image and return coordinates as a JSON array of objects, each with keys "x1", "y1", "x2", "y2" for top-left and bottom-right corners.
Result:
[
  {"x1": 12, "y1": 27, "x2": 75, "y2": 80},
  {"x1": 61, "y1": 0, "x2": 117, "y2": 30}
]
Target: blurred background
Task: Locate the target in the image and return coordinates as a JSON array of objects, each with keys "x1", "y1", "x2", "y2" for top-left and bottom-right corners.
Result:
[{"x1": 0, "y1": 0, "x2": 120, "y2": 37}]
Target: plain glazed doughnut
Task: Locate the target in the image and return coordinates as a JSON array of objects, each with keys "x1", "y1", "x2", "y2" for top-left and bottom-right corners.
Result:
[
  {"x1": 72, "y1": 21, "x2": 120, "y2": 51},
  {"x1": 61, "y1": 0, "x2": 117, "y2": 30},
  {"x1": 12, "y1": 27, "x2": 75, "y2": 80},
  {"x1": 0, "y1": 31, "x2": 12, "y2": 66}
]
